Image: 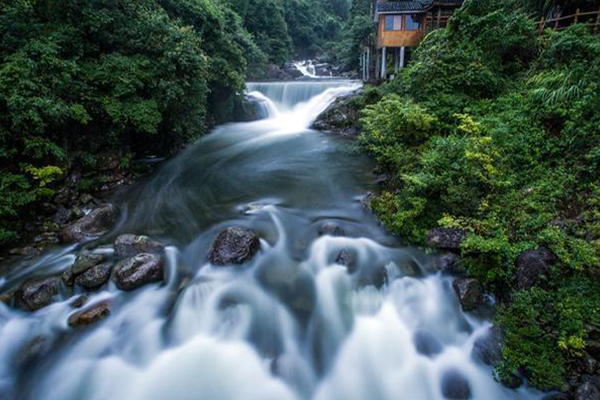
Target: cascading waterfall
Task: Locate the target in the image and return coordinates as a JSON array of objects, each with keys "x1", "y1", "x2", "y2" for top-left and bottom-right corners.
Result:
[{"x1": 0, "y1": 79, "x2": 544, "y2": 400}]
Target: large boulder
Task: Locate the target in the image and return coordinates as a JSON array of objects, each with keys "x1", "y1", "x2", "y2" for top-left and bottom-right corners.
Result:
[
  {"x1": 74, "y1": 263, "x2": 112, "y2": 290},
  {"x1": 413, "y1": 329, "x2": 443, "y2": 357},
  {"x1": 452, "y1": 278, "x2": 483, "y2": 312},
  {"x1": 60, "y1": 204, "x2": 118, "y2": 243},
  {"x1": 515, "y1": 246, "x2": 556, "y2": 290},
  {"x1": 208, "y1": 227, "x2": 260, "y2": 266},
  {"x1": 112, "y1": 253, "x2": 164, "y2": 291},
  {"x1": 426, "y1": 228, "x2": 467, "y2": 251},
  {"x1": 114, "y1": 234, "x2": 164, "y2": 258},
  {"x1": 283, "y1": 63, "x2": 303, "y2": 79},
  {"x1": 314, "y1": 63, "x2": 333, "y2": 77},
  {"x1": 266, "y1": 65, "x2": 292, "y2": 81},
  {"x1": 318, "y1": 222, "x2": 345, "y2": 237},
  {"x1": 68, "y1": 302, "x2": 110, "y2": 327},
  {"x1": 310, "y1": 91, "x2": 363, "y2": 136},
  {"x1": 16, "y1": 277, "x2": 60, "y2": 311}
]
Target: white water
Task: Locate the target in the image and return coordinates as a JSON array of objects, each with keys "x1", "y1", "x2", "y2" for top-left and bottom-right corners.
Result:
[
  {"x1": 0, "y1": 80, "x2": 542, "y2": 400},
  {"x1": 295, "y1": 61, "x2": 317, "y2": 78}
]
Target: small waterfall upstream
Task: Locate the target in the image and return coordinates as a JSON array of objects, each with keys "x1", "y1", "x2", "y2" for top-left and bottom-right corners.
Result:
[{"x1": 0, "y1": 79, "x2": 543, "y2": 400}]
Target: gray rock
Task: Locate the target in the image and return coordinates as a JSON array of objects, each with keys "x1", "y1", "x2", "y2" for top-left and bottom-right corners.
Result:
[
  {"x1": 414, "y1": 329, "x2": 443, "y2": 357},
  {"x1": 436, "y1": 254, "x2": 465, "y2": 274},
  {"x1": 515, "y1": 246, "x2": 556, "y2": 290},
  {"x1": 62, "y1": 268, "x2": 75, "y2": 287},
  {"x1": 318, "y1": 222, "x2": 344, "y2": 237},
  {"x1": 113, "y1": 253, "x2": 164, "y2": 291},
  {"x1": 115, "y1": 234, "x2": 164, "y2": 258},
  {"x1": 473, "y1": 326, "x2": 503, "y2": 366},
  {"x1": 310, "y1": 90, "x2": 362, "y2": 136},
  {"x1": 266, "y1": 65, "x2": 292, "y2": 81},
  {"x1": 426, "y1": 228, "x2": 467, "y2": 251},
  {"x1": 283, "y1": 63, "x2": 303, "y2": 79},
  {"x1": 576, "y1": 382, "x2": 600, "y2": 400},
  {"x1": 208, "y1": 227, "x2": 260, "y2": 266},
  {"x1": 452, "y1": 278, "x2": 483, "y2": 312},
  {"x1": 16, "y1": 277, "x2": 60, "y2": 311},
  {"x1": 441, "y1": 370, "x2": 472, "y2": 399},
  {"x1": 335, "y1": 249, "x2": 356, "y2": 272},
  {"x1": 60, "y1": 204, "x2": 118, "y2": 243},
  {"x1": 72, "y1": 253, "x2": 108, "y2": 275},
  {"x1": 68, "y1": 302, "x2": 110, "y2": 327},
  {"x1": 75, "y1": 263, "x2": 112, "y2": 290},
  {"x1": 71, "y1": 295, "x2": 88, "y2": 309}
]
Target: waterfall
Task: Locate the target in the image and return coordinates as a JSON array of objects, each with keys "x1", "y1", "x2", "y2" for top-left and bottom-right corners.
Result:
[{"x1": 246, "y1": 80, "x2": 362, "y2": 129}]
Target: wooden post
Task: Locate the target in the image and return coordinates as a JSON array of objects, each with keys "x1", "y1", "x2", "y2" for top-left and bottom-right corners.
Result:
[
  {"x1": 574, "y1": 8, "x2": 579, "y2": 24},
  {"x1": 367, "y1": 46, "x2": 371, "y2": 81},
  {"x1": 437, "y1": 8, "x2": 442, "y2": 28},
  {"x1": 540, "y1": 16, "x2": 545, "y2": 32},
  {"x1": 555, "y1": 11, "x2": 561, "y2": 29},
  {"x1": 595, "y1": 6, "x2": 600, "y2": 34}
]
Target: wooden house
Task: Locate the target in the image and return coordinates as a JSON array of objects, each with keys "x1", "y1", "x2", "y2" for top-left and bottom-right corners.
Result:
[{"x1": 361, "y1": 0, "x2": 464, "y2": 80}]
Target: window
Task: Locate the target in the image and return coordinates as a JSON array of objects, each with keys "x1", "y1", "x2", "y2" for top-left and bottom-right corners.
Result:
[
  {"x1": 405, "y1": 14, "x2": 422, "y2": 30},
  {"x1": 384, "y1": 15, "x2": 403, "y2": 31}
]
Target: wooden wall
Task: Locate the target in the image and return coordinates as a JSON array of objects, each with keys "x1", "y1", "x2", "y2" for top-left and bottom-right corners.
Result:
[{"x1": 377, "y1": 14, "x2": 425, "y2": 48}]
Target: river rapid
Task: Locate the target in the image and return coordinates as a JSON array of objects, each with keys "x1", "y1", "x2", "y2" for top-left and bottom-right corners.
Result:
[{"x1": 0, "y1": 78, "x2": 543, "y2": 400}]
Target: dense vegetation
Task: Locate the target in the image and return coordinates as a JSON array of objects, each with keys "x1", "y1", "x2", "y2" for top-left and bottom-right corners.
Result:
[
  {"x1": 359, "y1": 0, "x2": 600, "y2": 391},
  {"x1": 0, "y1": 0, "x2": 348, "y2": 247}
]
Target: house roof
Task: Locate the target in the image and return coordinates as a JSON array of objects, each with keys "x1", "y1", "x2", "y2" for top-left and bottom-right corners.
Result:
[{"x1": 375, "y1": 0, "x2": 463, "y2": 14}]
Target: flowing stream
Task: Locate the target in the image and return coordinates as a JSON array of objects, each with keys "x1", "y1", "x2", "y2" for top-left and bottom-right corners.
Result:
[{"x1": 0, "y1": 79, "x2": 543, "y2": 400}]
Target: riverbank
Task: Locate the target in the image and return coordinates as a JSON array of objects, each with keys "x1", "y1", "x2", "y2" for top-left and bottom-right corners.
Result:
[{"x1": 347, "y1": 0, "x2": 600, "y2": 396}]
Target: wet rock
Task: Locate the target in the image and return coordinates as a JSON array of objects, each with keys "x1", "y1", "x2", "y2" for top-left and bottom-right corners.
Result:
[
  {"x1": 79, "y1": 193, "x2": 93, "y2": 204},
  {"x1": 426, "y1": 228, "x2": 467, "y2": 251},
  {"x1": 112, "y1": 253, "x2": 164, "y2": 291},
  {"x1": 582, "y1": 375, "x2": 600, "y2": 392},
  {"x1": 60, "y1": 203, "x2": 118, "y2": 243},
  {"x1": 115, "y1": 234, "x2": 164, "y2": 258},
  {"x1": 9, "y1": 246, "x2": 42, "y2": 257},
  {"x1": 500, "y1": 373, "x2": 523, "y2": 389},
  {"x1": 17, "y1": 336, "x2": 53, "y2": 366},
  {"x1": 1, "y1": 292, "x2": 12, "y2": 306},
  {"x1": 75, "y1": 263, "x2": 112, "y2": 290},
  {"x1": 266, "y1": 65, "x2": 292, "y2": 81},
  {"x1": 208, "y1": 227, "x2": 260, "y2": 266},
  {"x1": 71, "y1": 295, "x2": 88, "y2": 309},
  {"x1": 283, "y1": 63, "x2": 303, "y2": 79},
  {"x1": 472, "y1": 326, "x2": 503, "y2": 366},
  {"x1": 414, "y1": 330, "x2": 443, "y2": 357},
  {"x1": 515, "y1": 246, "x2": 556, "y2": 290},
  {"x1": 16, "y1": 277, "x2": 60, "y2": 311},
  {"x1": 310, "y1": 90, "x2": 362, "y2": 136},
  {"x1": 318, "y1": 222, "x2": 344, "y2": 237},
  {"x1": 68, "y1": 302, "x2": 110, "y2": 327},
  {"x1": 441, "y1": 370, "x2": 472, "y2": 399},
  {"x1": 315, "y1": 63, "x2": 333, "y2": 77},
  {"x1": 335, "y1": 249, "x2": 356, "y2": 272},
  {"x1": 62, "y1": 268, "x2": 75, "y2": 287},
  {"x1": 576, "y1": 382, "x2": 600, "y2": 400},
  {"x1": 52, "y1": 206, "x2": 74, "y2": 225},
  {"x1": 435, "y1": 254, "x2": 465, "y2": 274},
  {"x1": 72, "y1": 253, "x2": 108, "y2": 275},
  {"x1": 452, "y1": 278, "x2": 483, "y2": 312}
]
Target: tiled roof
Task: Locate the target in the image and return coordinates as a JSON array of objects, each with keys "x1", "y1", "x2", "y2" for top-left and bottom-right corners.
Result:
[{"x1": 376, "y1": 0, "x2": 463, "y2": 13}]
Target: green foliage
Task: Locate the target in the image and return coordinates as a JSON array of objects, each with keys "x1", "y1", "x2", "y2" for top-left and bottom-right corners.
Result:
[{"x1": 360, "y1": 0, "x2": 600, "y2": 390}]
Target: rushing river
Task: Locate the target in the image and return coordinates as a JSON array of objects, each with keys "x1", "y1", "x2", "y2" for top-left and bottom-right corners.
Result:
[{"x1": 0, "y1": 79, "x2": 542, "y2": 400}]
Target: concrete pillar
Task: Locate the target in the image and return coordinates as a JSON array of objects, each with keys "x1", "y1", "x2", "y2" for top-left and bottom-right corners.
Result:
[
  {"x1": 394, "y1": 48, "x2": 399, "y2": 73},
  {"x1": 381, "y1": 47, "x2": 387, "y2": 79},
  {"x1": 400, "y1": 46, "x2": 405, "y2": 69},
  {"x1": 366, "y1": 47, "x2": 371, "y2": 81}
]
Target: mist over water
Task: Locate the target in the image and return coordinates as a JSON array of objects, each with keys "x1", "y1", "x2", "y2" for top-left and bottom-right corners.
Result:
[{"x1": 0, "y1": 79, "x2": 542, "y2": 400}]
